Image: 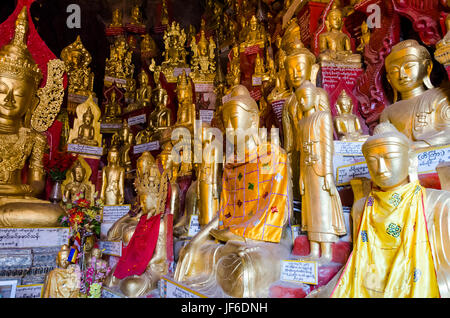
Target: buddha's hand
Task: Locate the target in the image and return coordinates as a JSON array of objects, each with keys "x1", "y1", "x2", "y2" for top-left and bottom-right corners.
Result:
[
  {"x1": 322, "y1": 174, "x2": 336, "y2": 196},
  {"x1": 174, "y1": 241, "x2": 195, "y2": 281}
]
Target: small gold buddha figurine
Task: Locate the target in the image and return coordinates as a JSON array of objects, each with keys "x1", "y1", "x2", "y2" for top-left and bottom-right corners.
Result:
[
  {"x1": 129, "y1": 5, "x2": 145, "y2": 28},
  {"x1": 105, "y1": 36, "x2": 135, "y2": 86},
  {"x1": 334, "y1": 90, "x2": 368, "y2": 141},
  {"x1": 140, "y1": 34, "x2": 157, "y2": 59},
  {"x1": 161, "y1": 22, "x2": 189, "y2": 83},
  {"x1": 267, "y1": 39, "x2": 290, "y2": 103},
  {"x1": 160, "y1": 0, "x2": 169, "y2": 26},
  {"x1": 175, "y1": 71, "x2": 196, "y2": 134},
  {"x1": 109, "y1": 8, "x2": 123, "y2": 28},
  {"x1": 175, "y1": 85, "x2": 292, "y2": 298},
  {"x1": 240, "y1": 15, "x2": 266, "y2": 52},
  {"x1": 0, "y1": 7, "x2": 66, "y2": 227},
  {"x1": 101, "y1": 145, "x2": 125, "y2": 205},
  {"x1": 189, "y1": 30, "x2": 216, "y2": 83},
  {"x1": 253, "y1": 53, "x2": 266, "y2": 78},
  {"x1": 296, "y1": 81, "x2": 346, "y2": 262},
  {"x1": 238, "y1": 16, "x2": 248, "y2": 43},
  {"x1": 62, "y1": 159, "x2": 95, "y2": 203},
  {"x1": 69, "y1": 95, "x2": 102, "y2": 147},
  {"x1": 226, "y1": 46, "x2": 241, "y2": 88},
  {"x1": 115, "y1": 120, "x2": 134, "y2": 175},
  {"x1": 318, "y1": 3, "x2": 361, "y2": 66},
  {"x1": 61, "y1": 35, "x2": 94, "y2": 97},
  {"x1": 380, "y1": 40, "x2": 450, "y2": 149},
  {"x1": 356, "y1": 21, "x2": 370, "y2": 53},
  {"x1": 105, "y1": 151, "x2": 171, "y2": 297},
  {"x1": 312, "y1": 123, "x2": 450, "y2": 298},
  {"x1": 125, "y1": 70, "x2": 152, "y2": 113},
  {"x1": 102, "y1": 89, "x2": 122, "y2": 124},
  {"x1": 43, "y1": 245, "x2": 81, "y2": 298}
]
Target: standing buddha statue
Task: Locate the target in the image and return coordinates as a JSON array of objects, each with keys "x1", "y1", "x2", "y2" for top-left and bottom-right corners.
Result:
[
  {"x1": 100, "y1": 145, "x2": 125, "y2": 205},
  {"x1": 175, "y1": 71, "x2": 196, "y2": 134},
  {"x1": 380, "y1": 40, "x2": 450, "y2": 149}
]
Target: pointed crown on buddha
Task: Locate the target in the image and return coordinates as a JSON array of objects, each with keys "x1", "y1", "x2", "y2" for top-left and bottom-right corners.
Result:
[
  {"x1": 0, "y1": 7, "x2": 42, "y2": 86},
  {"x1": 176, "y1": 70, "x2": 192, "y2": 91},
  {"x1": 135, "y1": 151, "x2": 162, "y2": 194}
]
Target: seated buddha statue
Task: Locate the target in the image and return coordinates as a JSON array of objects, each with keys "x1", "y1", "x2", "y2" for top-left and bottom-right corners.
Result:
[
  {"x1": 310, "y1": 123, "x2": 450, "y2": 298},
  {"x1": 318, "y1": 4, "x2": 361, "y2": 65},
  {"x1": 62, "y1": 159, "x2": 94, "y2": 203},
  {"x1": 380, "y1": 39, "x2": 450, "y2": 149},
  {"x1": 240, "y1": 15, "x2": 266, "y2": 52},
  {"x1": 356, "y1": 21, "x2": 370, "y2": 54},
  {"x1": 105, "y1": 151, "x2": 172, "y2": 297},
  {"x1": 129, "y1": 5, "x2": 145, "y2": 28},
  {"x1": 174, "y1": 85, "x2": 292, "y2": 298},
  {"x1": 160, "y1": 0, "x2": 170, "y2": 26},
  {"x1": 253, "y1": 53, "x2": 266, "y2": 78},
  {"x1": 60, "y1": 36, "x2": 94, "y2": 97},
  {"x1": 43, "y1": 245, "x2": 81, "y2": 298},
  {"x1": 0, "y1": 7, "x2": 65, "y2": 227},
  {"x1": 174, "y1": 71, "x2": 196, "y2": 134},
  {"x1": 102, "y1": 90, "x2": 122, "y2": 124},
  {"x1": 125, "y1": 70, "x2": 152, "y2": 113},
  {"x1": 72, "y1": 107, "x2": 99, "y2": 146},
  {"x1": 109, "y1": 8, "x2": 123, "y2": 28},
  {"x1": 333, "y1": 90, "x2": 368, "y2": 141},
  {"x1": 140, "y1": 34, "x2": 157, "y2": 59}
]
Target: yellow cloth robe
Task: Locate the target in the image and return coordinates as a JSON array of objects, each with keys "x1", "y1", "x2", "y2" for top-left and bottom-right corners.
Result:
[{"x1": 332, "y1": 181, "x2": 440, "y2": 298}]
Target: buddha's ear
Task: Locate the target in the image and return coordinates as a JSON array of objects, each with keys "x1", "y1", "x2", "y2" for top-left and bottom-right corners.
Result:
[{"x1": 423, "y1": 59, "x2": 434, "y2": 89}]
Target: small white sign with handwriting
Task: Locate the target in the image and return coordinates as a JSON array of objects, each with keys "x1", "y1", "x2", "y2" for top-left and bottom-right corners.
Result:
[
  {"x1": 281, "y1": 260, "x2": 318, "y2": 285},
  {"x1": 99, "y1": 241, "x2": 122, "y2": 257},
  {"x1": 133, "y1": 141, "x2": 160, "y2": 154},
  {"x1": 188, "y1": 215, "x2": 201, "y2": 237},
  {"x1": 102, "y1": 205, "x2": 130, "y2": 223},
  {"x1": 0, "y1": 228, "x2": 70, "y2": 249},
  {"x1": 68, "y1": 143, "x2": 103, "y2": 156}
]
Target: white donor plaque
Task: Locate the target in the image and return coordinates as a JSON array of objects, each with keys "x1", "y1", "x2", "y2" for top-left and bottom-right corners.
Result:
[
  {"x1": 281, "y1": 260, "x2": 318, "y2": 285},
  {"x1": 16, "y1": 284, "x2": 44, "y2": 298},
  {"x1": 188, "y1": 215, "x2": 201, "y2": 237},
  {"x1": 336, "y1": 162, "x2": 370, "y2": 186},
  {"x1": 173, "y1": 68, "x2": 191, "y2": 77},
  {"x1": 194, "y1": 83, "x2": 214, "y2": 93},
  {"x1": 133, "y1": 141, "x2": 160, "y2": 154},
  {"x1": 99, "y1": 241, "x2": 122, "y2": 257},
  {"x1": 199, "y1": 110, "x2": 214, "y2": 124},
  {"x1": 160, "y1": 276, "x2": 204, "y2": 298},
  {"x1": 68, "y1": 143, "x2": 103, "y2": 156},
  {"x1": 0, "y1": 228, "x2": 70, "y2": 248},
  {"x1": 104, "y1": 76, "x2": 127, "y2": 85},
  {"x1": 417, "y1": 145, "x2": 450, "y2": 174},
  {"x1": 252, "y1": 76, "x2": 262, "y2": 86},
  {"x1": 102, "y1": 205, "x2": 130, "y2": 223},
  {"x1": 334, "y1": 141, "x2": 364, "y2": 156},
  {"x1": 128, "y1": 114, "x2": 147, "y2": 126}
]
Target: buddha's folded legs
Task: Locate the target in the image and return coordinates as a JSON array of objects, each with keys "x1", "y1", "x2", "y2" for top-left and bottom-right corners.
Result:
[{"x1": 0, "y1": 201, "x2": 65, "y2": 227}]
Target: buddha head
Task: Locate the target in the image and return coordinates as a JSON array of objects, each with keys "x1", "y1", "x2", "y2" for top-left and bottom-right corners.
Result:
[
  {"x1": 336, "y1": 90, "x2": 353, "y2": 115},
  {"x1": 295, "y1": 80, "x2": 330, "y2": 115},
  {"x1": 107, "y1": 145, "x2": 120, "y2": 165},
  {"x1": 362, "y1": 122, "x2": 417, "y2": 191},
  {"x1": 198, "y1": 31, "x2": 209, "y2": 57},
  {"x1": 82, "y1": 107, "x2": 94, "y2": 125},
  {"x1": 110, "y1": 90, "x2": 117, "y2": 103},
  {"x1": 385, "y1": 40, "x2": 433, "y2": 102},
  {"x1": 56, "y1": 245, "x2": 71, "y2": 269},
  {"x1": 249, "y1": 15, "x2": 258, "y2": 32},
  {"x1": 176, "y1": 71, "x2": 193, "y2": 104},
  {"x1": 0, "y1": 7, "x2": 42, "y2": 130},
  {"x1": 112, "y1": 8, "x2": 122, "y2": 24},
  {"x1": 71, "y1": 160, "x2": 86, "y2": 183},
  {"x1": 284, "y1": 47, "x2": 317, "y2": 90},
  {"x1": 135, "y1": 151, "x2": 162, "y2": 214},
  {"x1": 326, "y1": 4, "x2": 344, "y2": 31}
]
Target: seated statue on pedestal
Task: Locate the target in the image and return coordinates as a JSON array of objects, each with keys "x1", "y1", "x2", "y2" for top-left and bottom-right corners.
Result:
[
  {"x1": 174, "y1": 85, "x2": 292, "y2": 298},
  {"x1": 380, "y1": 40, "x2": 450, "y2": 149},
  {"x1": 333, "y1": 90, "x2": 368, "y2": 141},
  {"x1": 62, "y1": 159, "x2": 95, "y2": 203},
  {"x1": 0, "y1": 7, "x2": 65, "y2": 227}
]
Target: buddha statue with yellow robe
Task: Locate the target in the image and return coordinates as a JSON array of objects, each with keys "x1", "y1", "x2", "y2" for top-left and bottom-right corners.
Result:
[
  {"x1": 380, "y1": 40, "x2": 450, "y2": 149},
  {"x1": 174, "y1": 85, "x2": 292, "y2": 298},
  {"x1": 0, "y1": 7, "x2": 65, "y2": 227}
]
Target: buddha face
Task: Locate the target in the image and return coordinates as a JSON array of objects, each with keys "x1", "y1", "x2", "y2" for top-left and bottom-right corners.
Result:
[
  {"x1": 177, "y1": 86, "x2": 191, "y2": 104},
  {"x1": 386, "y1": 54, "x2": 430, "y2": 95},
  {"x1": 57, "y1": 250, "x2": 70, "y2": 268},
  {"x1": 250, "y1": 18, "x2": 258, "y2": 31},
  {"x1": 284, "y1": 55, "x2": 312, "y2": 89},
  {"x1": 73, "y1": 165, "x2": 85, "y2": 183},
  {"x1": 337, "y1": 94, "x2": 352, "y2": 114},
  {"x1": 327, "y1": 10, "x2": 343, "y2": 30},
  {"x1": 0, "y1": 75, "x2": 36, "y2": 120},
  {"x1": 108, "y1": 150, "x2": 119, "y2": 165},
  {"x1": 83, "y1": 112, "x2": 93, "y2": 125},
  {"x1": 364, "y1": 142, "x2": 411, "y2": 190},
  {"x1": 295, "y1": 87, "x2": 316, "y2": 113},
  {"x1": 69, "y1": 51, "x2": 82, "y2": 68},
  {"x1": 223, "y1": 101, "x2": 258, "y2": 144}
]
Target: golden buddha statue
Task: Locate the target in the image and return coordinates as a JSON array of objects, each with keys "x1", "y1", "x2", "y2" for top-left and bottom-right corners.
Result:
[
  {"x1": 129, "y1": 5, "x2": 145, "y2": 28},
  {"x1": 334, "y1": 90, "x2": 368, "y2": 141},
  {"x1": 43, "y1": 245, "x2": 80, "y2": 298},
  {"x1": 189, "y1": 30, "x2": 216, "y2": 83},
  {"x1": 160, "y1": 0, "x2": 170, "y2": 26},
  {"x1": 0, "y1": 7, "x2": 66, "y2": 228},
  {"x1": 100, "y1": 145, "x2": 125, "y2": 206},
  {"x1": 109, "y1": 8, "x2": 123, "y2": 28},
  {"x1": 102, "y1": 90, "x2": 122, "y2": 124},
  {"x1": 253, "y1": 53, "x2": 266, "y2": 78},
  {"x1": 174, "y1": 85, "x2": 292, "y2": 298},
  {"x1": 318, "y1": 4, "x2": 361, "y2": 66},
  {"x1": 125, "y1": 70, "x2": 152, "y2": 113},
  {"x1": 267, "y1": 44, "x2": 290, "y2": 103},
  {"x1": 226, "y1": 46, "x2": 241, "y2": 88},
  {"x1": 69, "y1": 96, "x2": 102, "y2": 147},
  {"x1": 295, "y1": 81, "x2": 346, "y2": 262},
  {"x1": 115, "y1": 120, "x2": 134, "y2": 175},
  {"x1": 238, "y1": 16, "x2": 248, "y2": 43},
  {"x1": 175, "y1": 71, "x2": 196, "y2": 134},
  {"x1": 61, "y1": 35, "x2": 94, "y2": 97},
  {"x1": 105, "y1": 151, "x2": 171, "y2": 297},
  {"x1": 158, "y1": 140, "x2": 180, "y2": 223},
  {"x1": 282, "y1": 40, "x2": 320, "y2": 200},
  {"x1": 380, "y1": 40, "x2": 450, "y2": 149},
  {"x1": 140, "y1": 34, "x2": 157, "y2": 59},
  {"x1": 311, "y1": 123, "x2": 450, "y2": 298},
  {"x1": 62, "y1": 159, "x2": 95, "y2": 203},
  {"x1": 105, "y1": 36, "x2": 135, "y2": 86},
  {"x1": 161, "y1": 22, "x2": 188, "y2": 83},
  {"x1": 356, "y1": 21, "x2": 370, "y2": 53},
  {"x1": 240, "y1": 15, "x2": 266, "y2": 52}
]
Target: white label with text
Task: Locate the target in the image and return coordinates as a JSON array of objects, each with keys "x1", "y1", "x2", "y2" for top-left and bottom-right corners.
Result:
[
  {"x1": 281, "y1": 260, "x2": 318, "y2": 285},
  {"x1": 0, "y1": 228, "x2": 70, "y2": 248}
]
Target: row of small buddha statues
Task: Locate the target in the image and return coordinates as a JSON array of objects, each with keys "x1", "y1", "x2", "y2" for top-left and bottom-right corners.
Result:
[{"x1": 1, "y1": 0, "x2": 450, "y2": 299}]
